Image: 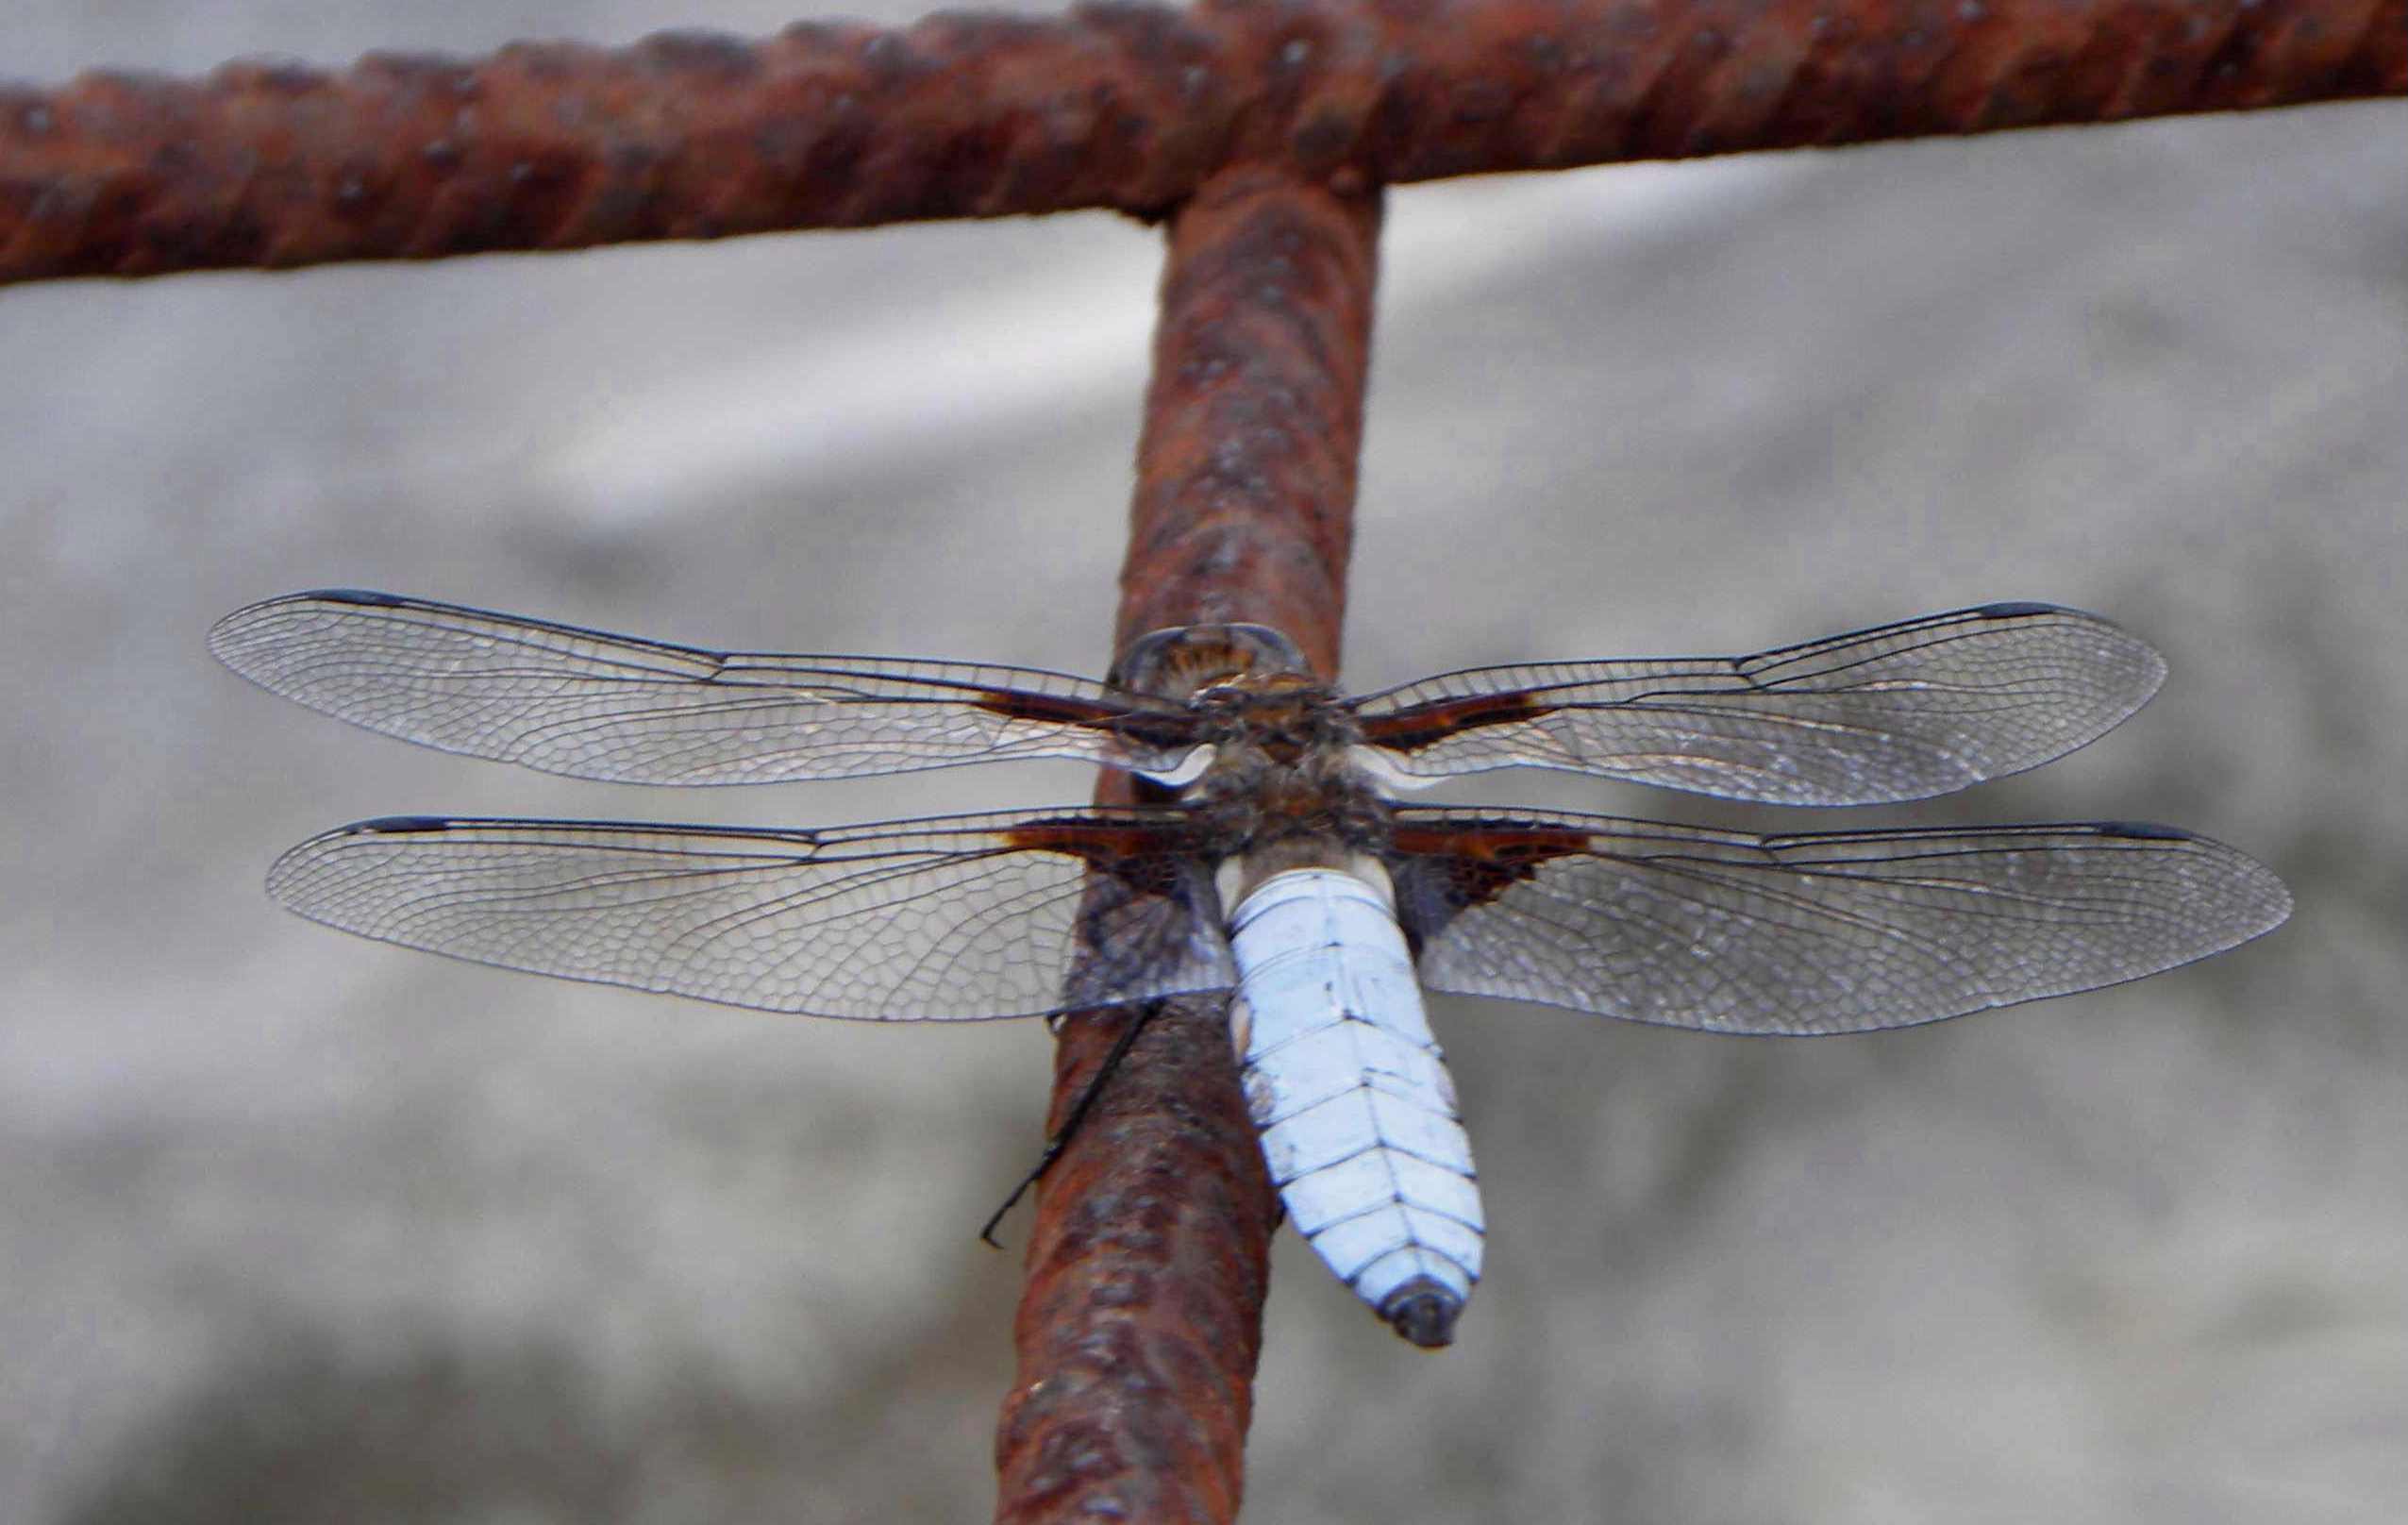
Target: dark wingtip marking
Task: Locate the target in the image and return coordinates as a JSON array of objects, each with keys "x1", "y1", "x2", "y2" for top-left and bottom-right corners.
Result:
[
  {"x1": 348, "y1": 815, "x2": 452, "y2": 834},
  {"x1": 1972, "y1": 600, "x2": 2073, "y2": 619},
  {"x1": 2094, "y1": 820, "x2": 2196, "y2": 842},
  {"x1": 1381, "y1": 1282, "x2": 1462, "y2": 1349},
  {"x1": 293, "y1": 588, "x2": 410, "y2": 607}
]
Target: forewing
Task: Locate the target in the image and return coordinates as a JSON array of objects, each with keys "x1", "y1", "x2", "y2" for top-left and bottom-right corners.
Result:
[
  {"x1": 1353, "y1": 603, "x2": 2165, "y2": 804},
  {"x1": 1386, "y1": 807, "x2": 2289, "y2": 1034},
  {"x1": 210, "y1": 590, "x2": 1203, "y2": 784},
  {"x1": 267, "y1": 809, "x2": 1233, "y2": 1020}
]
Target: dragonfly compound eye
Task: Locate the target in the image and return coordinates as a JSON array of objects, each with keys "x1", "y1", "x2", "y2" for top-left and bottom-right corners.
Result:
[{"x1": 1109, "y1": 622, "x2": 1315, "y2": 700}]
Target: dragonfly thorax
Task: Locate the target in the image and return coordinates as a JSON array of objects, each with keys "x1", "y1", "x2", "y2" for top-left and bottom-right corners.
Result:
[
  {"x1": 1191, "y1": 678, "x2": 1358, "y2": 758},
  {"x1": 1180, "y1": 729, "x2": 1393, "y2": 876},
  {"x1": 1114, "y1": 620, "x2": 1366, "y2": 796}
]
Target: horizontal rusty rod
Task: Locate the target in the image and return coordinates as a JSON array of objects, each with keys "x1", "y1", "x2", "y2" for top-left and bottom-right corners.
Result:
[
  {"x1": 5, "y1": 0, "x2": 2402, "y2": 283},
  {"x1": 992, "y1": 165, "x2": 1380, "y2": 1525}
]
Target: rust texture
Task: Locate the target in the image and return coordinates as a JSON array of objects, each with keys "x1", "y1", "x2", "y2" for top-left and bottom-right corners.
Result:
[
  {"x1": 1111, "y1": 164, "x2": 1376, "y2": 672},
  {"x1": 6, "y1": 0, "x2": 2404, "y2": 283},
  {"x1": 993, "y1": 166, "x2": 1380, "y2": 1525}
]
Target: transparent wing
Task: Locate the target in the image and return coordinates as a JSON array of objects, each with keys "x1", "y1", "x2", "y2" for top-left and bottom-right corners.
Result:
[
  {"x1": 210, "y1": 590, "x2": 1203, "y2": 784},
  {"x1": 1351, "y1": 603, "x2": 2165, "y2": 803},
  {"x1": 267, "y1": 809, "x2": 1234, "y2": 1020},
  {"x1": 1386, "y1": 807, "x2": 2288, "y2": 1034}
]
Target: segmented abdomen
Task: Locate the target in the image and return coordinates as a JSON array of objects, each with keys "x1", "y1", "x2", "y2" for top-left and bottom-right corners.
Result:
[{"x1": 1228, "y1": 867, "x2": 1484, "y2": 1346}]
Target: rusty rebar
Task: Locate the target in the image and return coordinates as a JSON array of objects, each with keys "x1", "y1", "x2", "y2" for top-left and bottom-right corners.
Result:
[
  {"x1": 5, "y1": 0, "x2": 2402, "y2": 284},
  {"x1": 1109, "y1": 164, "x2": 1373, "y2": 673},
  {"x1": 992, "y1": 165, "x2": 1380, "y2": 1524}
]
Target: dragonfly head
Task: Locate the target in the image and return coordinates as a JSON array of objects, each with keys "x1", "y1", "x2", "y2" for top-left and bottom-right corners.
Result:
[{"x1": 1110, "y1": 623, "x2": 1316, "y2": 702}]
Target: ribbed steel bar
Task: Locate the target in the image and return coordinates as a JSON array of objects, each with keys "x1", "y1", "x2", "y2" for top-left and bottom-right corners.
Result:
[
  {"x1": 993, "y1": 165, "x2": 1380, "y2": 1524},
  {"x1": 5, "y1": 0, "x2": 2402, "y2": 283}
]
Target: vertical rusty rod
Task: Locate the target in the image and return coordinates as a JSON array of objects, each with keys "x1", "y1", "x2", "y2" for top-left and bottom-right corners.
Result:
[{"x1": 992, "y1": 163, "x2": 1381, "y2": 1523}]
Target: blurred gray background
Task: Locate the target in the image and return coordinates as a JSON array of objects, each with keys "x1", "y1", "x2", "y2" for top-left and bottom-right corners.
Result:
[{"x1": 5, "y1": 4, "x2": 2403, "y2": 1521}]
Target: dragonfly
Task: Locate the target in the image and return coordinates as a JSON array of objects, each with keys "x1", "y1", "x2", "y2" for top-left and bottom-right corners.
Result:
[{"x1": 210, "y1": 590, "x2": 2289, "y2": 1348}]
